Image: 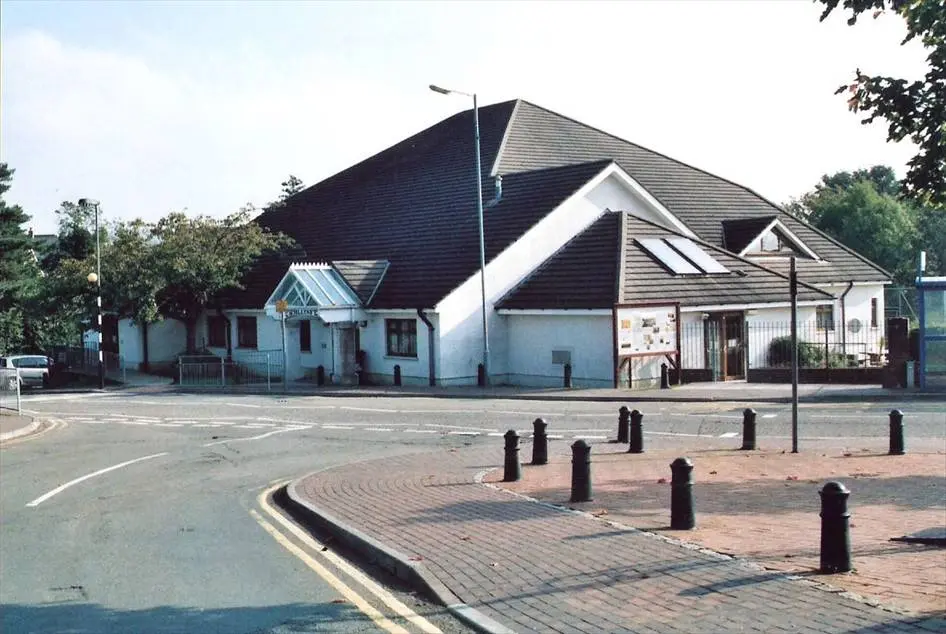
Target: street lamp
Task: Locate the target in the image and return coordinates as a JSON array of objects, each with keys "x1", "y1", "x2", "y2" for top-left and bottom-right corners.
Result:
[
  {"x1": 429, "y1": 84, "x2": 490, "y2": 386},
  {"x1": 79, "y1": 198, "x2": 105, "y2": 390}
]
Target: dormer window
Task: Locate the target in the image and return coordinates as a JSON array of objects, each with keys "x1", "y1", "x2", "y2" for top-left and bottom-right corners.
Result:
[{"x1": 735, "y1": 218, "x2": 819, "y2": 260}]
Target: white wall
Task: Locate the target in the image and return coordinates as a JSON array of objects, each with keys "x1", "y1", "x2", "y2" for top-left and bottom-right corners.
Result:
[
  {"x1": 437, "y1": 168, "x2": 634, "y2": 384},
  {"x1": 505, "y1": 314, "x2": 613, "y2": 388},
  {"x1": 585, "y1": 173, "x2": 690, "y2": 234},
  {"x1": 360, "y1": 311, "x2": 437, "y2": 386},
  {"x1": 118, "y1": 318, "x2": 187, "y2": 369}
]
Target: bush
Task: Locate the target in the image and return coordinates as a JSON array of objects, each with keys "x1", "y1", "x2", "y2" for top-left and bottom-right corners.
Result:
[{"x1": 767, "y1": 336, "x2": 825, "y2": 368}]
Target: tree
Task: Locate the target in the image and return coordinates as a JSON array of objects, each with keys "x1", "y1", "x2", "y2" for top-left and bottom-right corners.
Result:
[
  {"x1": 798, "y1": 173, "x2": 920, "y2": 283},
  {"x1": 818, "y1": 0, "x2": 946, "y2": 205},
  {"x1": 264, "y1": 175, "x2": 305, "y2": 211},
  {"x1": 153, "y1": 208, "x2": 293, "y2": 352},
  {"x1": 0, "y1": 163, "x2": 39, "y2": 353}
]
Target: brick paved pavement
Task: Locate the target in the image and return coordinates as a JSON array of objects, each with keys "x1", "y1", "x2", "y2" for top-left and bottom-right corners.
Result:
[{"x1": 291, "y1": 443, "x2": 942, "y2": 633}]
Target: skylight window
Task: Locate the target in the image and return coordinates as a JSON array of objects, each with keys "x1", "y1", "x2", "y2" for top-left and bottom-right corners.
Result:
[
  {"x1": 638, "y1": 238, "x2": 700, "y2": 275},
  {"x1": 639, "y1": 237, "x2": 730, "y2": 276},
  {"x1": 666, "y1": 237, "x2": 729, "y2": 274}
]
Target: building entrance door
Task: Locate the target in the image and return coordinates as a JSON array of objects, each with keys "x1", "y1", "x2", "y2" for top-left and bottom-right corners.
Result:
[{"x1": 707, "y1": 313, "x2": 745, "y2": 380}]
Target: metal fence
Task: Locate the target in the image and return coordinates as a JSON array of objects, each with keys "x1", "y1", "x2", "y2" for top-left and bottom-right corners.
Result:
[
  {"x1": 0, "y1": 368, "x2": 21, "y2": 414},
  {"x1": 679, "y1": 320, "x2": 886, "y2": 375},
  {"x1": 178, "y1": 350, "x2": 281, "y2": 389},
  {"x1": 46, "y1": 345, "x2": 127, "y2": 383}
]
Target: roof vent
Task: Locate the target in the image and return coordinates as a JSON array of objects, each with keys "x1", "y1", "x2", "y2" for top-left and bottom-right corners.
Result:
[{"x1": 487, "y1": 175, "x2": 503, "y2": 207}]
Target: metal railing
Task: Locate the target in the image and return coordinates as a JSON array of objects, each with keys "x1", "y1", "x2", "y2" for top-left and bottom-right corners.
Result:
[
  {"x1": 679, "y1": 320, "x2": 886, "y2": 375},
  {"x1": 0, "y1": 368, "x2": 21, "y2": 414},
  {"x1": 46, "y1": 346, "x2": 127, "y2": 383},
  {"x1": 178, "y1": 351, "x2": 279, "y2": 389}
]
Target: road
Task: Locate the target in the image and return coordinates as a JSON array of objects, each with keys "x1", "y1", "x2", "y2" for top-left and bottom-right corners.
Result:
[{"x1": 2, "y1": 391, "x2": 943, "y2": 633}]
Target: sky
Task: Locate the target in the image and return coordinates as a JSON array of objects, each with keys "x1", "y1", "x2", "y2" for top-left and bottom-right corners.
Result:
[{"x1": 0, "y1": 0, "x2": 930, "y2": 235}]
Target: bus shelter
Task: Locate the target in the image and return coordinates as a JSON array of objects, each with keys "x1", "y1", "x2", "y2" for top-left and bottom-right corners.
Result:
[{"x1": 917, "y1": 276, "x2": 946, "y2": 390}]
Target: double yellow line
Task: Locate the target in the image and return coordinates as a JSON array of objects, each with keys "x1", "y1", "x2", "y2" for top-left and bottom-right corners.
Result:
[{"x1": 251, "y1": 483, "x2": 442, "y2": 634}]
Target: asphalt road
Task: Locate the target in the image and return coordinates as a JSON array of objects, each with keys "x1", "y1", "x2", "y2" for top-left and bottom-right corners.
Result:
[
  {"x1": 2, "y1": 392, "x2": 943, "y2": 634},
  {"x1": 0, "y1": 399, "x2": 477, "y2": 634}
]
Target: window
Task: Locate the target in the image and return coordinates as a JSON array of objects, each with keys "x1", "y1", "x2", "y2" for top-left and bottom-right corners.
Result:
[
  {"x1": 208, "y1": 316, "x2": 228, "y2": 348},
  {"x1": 760, "y1": 231, "x2": 781, "y2": 253},
  {"x1": 816, "y1": 305, "x2": 835, "y2": 331},
  {"x1": 870, "y1": 298, "x2": 879, "y2": 329},
  {"x1": 300, "y1": 319, "x2": 311, "y2": 352},
  {"x1": 237, "y1": 316, "x2": 257, "y2": 348},
  {"x1": 386, "y1": 319, "x2": 417, "y2": 358}
]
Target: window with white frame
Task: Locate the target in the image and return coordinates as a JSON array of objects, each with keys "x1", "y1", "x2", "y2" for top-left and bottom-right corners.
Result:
[
  {"x1": 816, "y1": 305, "x2": 835, "y2": 331},
  {"x1": 386, "y1": 319, "x2": 417, "y2": 358}
]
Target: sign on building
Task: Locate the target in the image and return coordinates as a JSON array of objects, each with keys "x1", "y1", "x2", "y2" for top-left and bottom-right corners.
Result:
[{"x1": 612, "y1": 303, "x2": 681, "y2": 388}]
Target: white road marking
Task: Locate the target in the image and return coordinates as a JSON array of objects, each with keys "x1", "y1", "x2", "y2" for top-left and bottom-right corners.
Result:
[
  {"x1": 235, "y1": 424, "x2": 262, "y2": 429},
  {"x1": 224, "y1": 402, "x2": 261, "y2": 408},
  {"x1": 719, "y1": 432, "x2": 740, "y2": 438},
  {"x1": 168, "y1": 420, "x2": 197, "y2": 424},
  {"x1": 572, "y1": 435, "x2": 607, "y2": 440},
  {"x1": 762, "y1": 414, "x2": 777, "y2": 419},
  {"x1": 26, "y1": 452, "x2": 169, "y2": 507},
  {"x1": 118, "y1": 421, "x2": 150, "y2": 426},
  {"x1": 193, "y1": 424, "x2": 215, "y2": 428},
  {"x1": 339, "y1": 406, "x2": 399, "y2": 413},
  {"x1": 322, "y1": 425, "x2": 355, "y2": 430},
  {"x1": 203, "y1": 429, "x2": 294, "y2": 447},
  {"x1": 153, "y1": 423, "x2": 183, "y2": 427},
  {"x1": 403, "y1": 429, "x2": 438, "y2": 434},
  {"x1": 547, "y1": 434, "x2": 565, "y2": 439},
  {"x1": 425, "y1": 423, "x2": 497, "y2": 432},
  {"x1": 364, "y1": 427, "x2": 393, "y2": 432},
  {"x1": 256, "y1": 485, "x2": 442, "y2": 633},
  {"x1": 447, "y1": 431, "x2": 480, "y2": 436},
  {"x1": 487, "y1": 432, "x2": 505, "y2": 437}
]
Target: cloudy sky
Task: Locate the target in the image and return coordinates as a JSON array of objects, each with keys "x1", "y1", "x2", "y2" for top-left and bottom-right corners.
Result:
[{"x1": 1, "y1": 0, "x2": 928, "y2": 234}]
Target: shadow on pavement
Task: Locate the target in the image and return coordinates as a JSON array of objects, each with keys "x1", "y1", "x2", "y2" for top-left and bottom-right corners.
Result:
[
  {"x1": 0, "y1": 601, "x2": 378, "y2": 634},
  {"x1": 542, "y1": 473, "x2": 946, "y2": 516},
  {"x1": 405, "y1": 498, "x2": 564, "y2": 524}
]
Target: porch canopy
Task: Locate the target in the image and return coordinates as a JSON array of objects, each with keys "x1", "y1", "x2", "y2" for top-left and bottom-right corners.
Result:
[{"x1": 264, "y1": 262, "x2": 367, "y2": 324}]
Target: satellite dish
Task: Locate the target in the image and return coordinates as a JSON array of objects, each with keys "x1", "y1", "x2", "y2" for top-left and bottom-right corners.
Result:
[{"x1": 848, "y1": 318, "x2": 862, "y2": 334}]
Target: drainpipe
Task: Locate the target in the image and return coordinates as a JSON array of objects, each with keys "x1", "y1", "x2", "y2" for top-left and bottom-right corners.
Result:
[
  {"x1": 840, "y1": 281, "x2": 855, "y2": 359},
  {"x1": 416, "y1": 309, "x2": 436, "y2": 387}
]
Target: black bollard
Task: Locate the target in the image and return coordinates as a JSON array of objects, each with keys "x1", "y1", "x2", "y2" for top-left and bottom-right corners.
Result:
[
  {"x1": 670, "y1": 457, "x2": 695, "y2": 529},
  {"x1": 393, "y1": 364, "x2": 401, "y2": 387},
  {"x1": 563, "y1": 363, "x2": 572, "y2": 388},
  {"x1": 628, "y1": 409, "x2": 644, "y2": 454},
  {"x1": 819, "y1": 481, "x2": 852, "y2": 573},
  {"x1": 570, "y1": 440, "x2": 592, "y2": 502},
  {"x1": 316, "y1": 365, "x2": 325, "y2": 387},
  {"x1": 532, "y1": 418, "x2": 548, "y2": 466},
  {"x1": 617, "y1": 406, "x2": 630, "y2": 444},
  {"x1": 741, "y1": 408, "x2": 757, "y2": 450},
  {"x1": 503, "y1": 430, "x2": 521, "y2": 482},
  {"x1": 660, "y1": 363, "x2": 669, "y2": 389},
  {"x1": 477, "y1": 363, "x2": 485, "y2": 387},
  {"x1": 889, "y1": 409, "x2": 905, "y2": 455}
]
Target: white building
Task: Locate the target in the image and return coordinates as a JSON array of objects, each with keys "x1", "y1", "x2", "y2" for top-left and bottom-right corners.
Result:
[{"x1": 119, "y1": 99, "x2": 890, "y2": 388}]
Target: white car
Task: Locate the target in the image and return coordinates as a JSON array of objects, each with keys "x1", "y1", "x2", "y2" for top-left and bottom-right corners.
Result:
[{"x1": 0, "y1": 355, "x2": 54, "y2": 389}]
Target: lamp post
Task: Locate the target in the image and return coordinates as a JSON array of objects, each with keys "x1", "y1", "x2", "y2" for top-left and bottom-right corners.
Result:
[
  {"x1": 80, "y1": 198, "x2": 105, "y2": 390},
  {"x1": 429, "y1": 84, "x2": 489, "y2": 385}
]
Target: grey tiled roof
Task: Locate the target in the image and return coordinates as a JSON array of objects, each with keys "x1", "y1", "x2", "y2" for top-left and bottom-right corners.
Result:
[
  {"x1": 227, "y1": 98, "x2": 886, "y2": 310},
  {"x1": 498, "y1": 211, "x2": 834, "y2": 310},
  {"x1": 495, "y1": 101, "x2": 889, "y2": 285},
  {"x1": 332, "y1": 260, "x2": 389, "y2": 305}
]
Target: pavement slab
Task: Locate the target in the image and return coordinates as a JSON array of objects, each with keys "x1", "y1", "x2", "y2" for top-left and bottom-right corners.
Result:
[{"x1": 289, "y1": 443, "x2": 942, "y2": 633}]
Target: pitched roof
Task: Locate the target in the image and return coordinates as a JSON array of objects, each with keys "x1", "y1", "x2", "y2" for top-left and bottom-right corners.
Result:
[
  {"x1": 331, "y1": 260, "x2": 389, "y2": 305},
  {"x1": 494, "y1": 101, "x2": 889, "y2": 284},
  {"x1": 228, "y1": 97, "x2": 887, "y2": 309},
  {"x1": 498, "y1": 211, "x2": 834, "y2": 310}
]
